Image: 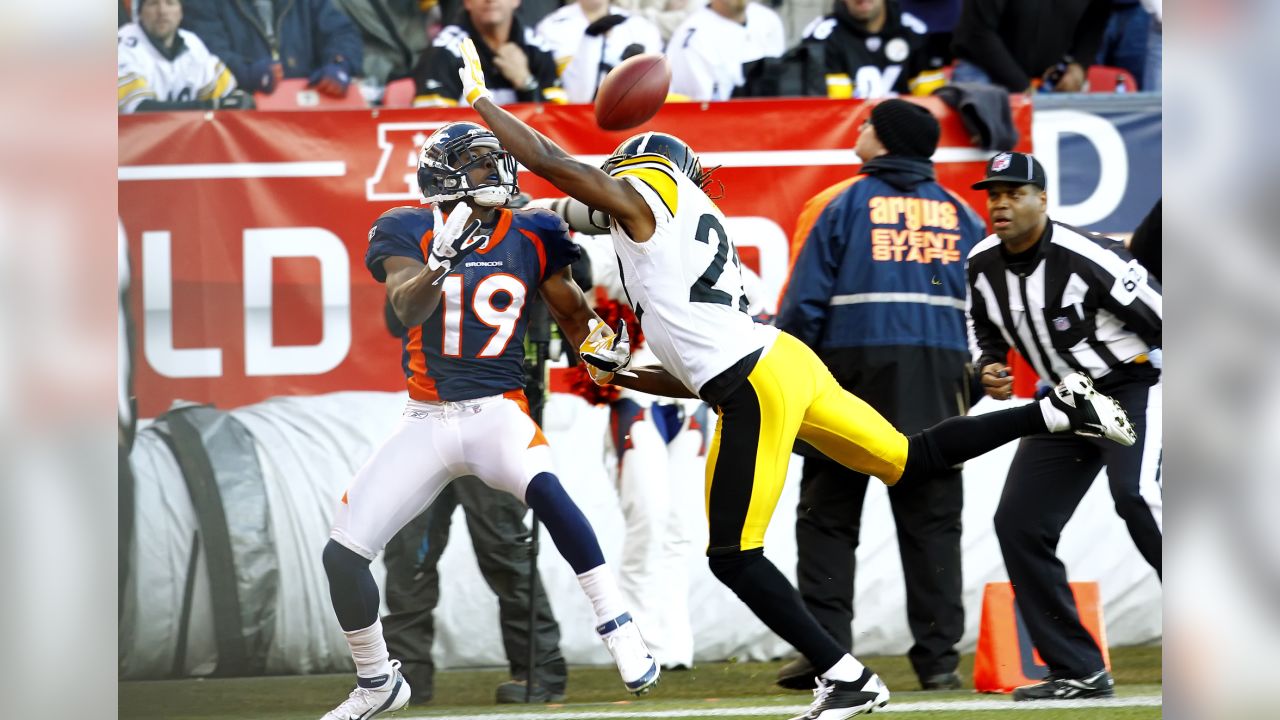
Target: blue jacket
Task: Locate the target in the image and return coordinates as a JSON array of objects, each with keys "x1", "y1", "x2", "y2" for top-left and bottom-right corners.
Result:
[
  {"x1": 777, "y1": 157, "x2": 986, "y2": 353},
  {"x1": 183, "y1": 0, "x2": 362, "y2": 90}
]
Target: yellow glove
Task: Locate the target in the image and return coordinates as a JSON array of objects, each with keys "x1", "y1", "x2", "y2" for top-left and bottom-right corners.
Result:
[
  {"x1": 579, "y1": 318, "x2": 633, "y2": 385},
  {"x1": 457, "y1": 37, "x2": 493, "y2": 107}
]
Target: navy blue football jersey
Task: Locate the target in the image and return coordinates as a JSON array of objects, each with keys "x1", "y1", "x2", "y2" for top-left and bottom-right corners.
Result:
[{"x1": 366, "y1": 205, "x2": 580, "y2": 401}]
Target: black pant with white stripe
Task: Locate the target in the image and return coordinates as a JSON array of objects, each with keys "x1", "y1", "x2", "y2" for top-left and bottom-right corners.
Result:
[{"x1": 994, "y1": 380, "x2": 1162, "y2": 678}]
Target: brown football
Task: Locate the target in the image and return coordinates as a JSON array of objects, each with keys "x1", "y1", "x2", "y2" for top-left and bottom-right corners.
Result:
[{"x1": 594, "y1": 53, "x2": 671, "y2": 131}]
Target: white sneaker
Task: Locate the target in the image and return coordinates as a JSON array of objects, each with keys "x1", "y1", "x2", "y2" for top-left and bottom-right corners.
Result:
[
  {"x1": 320, "y1": 659, "x2": 411, "y2": 720},
  {"x1": 597, "y1": 612, "x2": 660, "y2": 695},
  {"x1": 788, "y1": 670, "x2": 890, "y2": 720},
  {"x1": 1047, "y1": 372, "x2": 1137, "y2": 446}
]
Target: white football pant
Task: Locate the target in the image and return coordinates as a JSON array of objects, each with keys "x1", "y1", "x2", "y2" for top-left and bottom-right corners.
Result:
[{"x1": 331, "y1": 395, "x2": 554, "y2": 560}]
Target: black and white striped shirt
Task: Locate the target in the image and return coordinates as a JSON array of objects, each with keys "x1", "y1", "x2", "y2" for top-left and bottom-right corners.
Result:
[{"x1": 966, "y1": 220, "x2": 1162, "y2": 385}]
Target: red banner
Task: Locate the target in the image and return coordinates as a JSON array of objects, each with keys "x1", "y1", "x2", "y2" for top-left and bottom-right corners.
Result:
[{"x1": 119, "y1": 98, "x2": 1031, "y2": 416}]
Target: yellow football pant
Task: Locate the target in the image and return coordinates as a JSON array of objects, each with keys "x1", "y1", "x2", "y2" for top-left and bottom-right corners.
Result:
[{"x1": 704, "y1": 332, "x2": 909, "y2": 554}]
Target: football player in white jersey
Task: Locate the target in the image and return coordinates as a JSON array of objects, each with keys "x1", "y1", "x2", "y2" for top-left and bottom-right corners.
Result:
[
  {"x1": 117, "y1": 0, "x2": 250, "y2": 113},
  {"x1": 457, "y1": 37, "x2": 1138, "y2": 720}
]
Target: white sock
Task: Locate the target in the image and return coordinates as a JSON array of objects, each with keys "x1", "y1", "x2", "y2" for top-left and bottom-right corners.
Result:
[
  {"x1": 1039, "y1": 395, "x2": 1070, "y2": 432},
  {"x1": 576, "y1": 564, "x2": 628, "y2": 628},
  {"x1": 344, "y1": 618, "x2": 392, "y2": 682},
  {"x1": 821, "y1": 654, "x2": 866, "y2": 683}
]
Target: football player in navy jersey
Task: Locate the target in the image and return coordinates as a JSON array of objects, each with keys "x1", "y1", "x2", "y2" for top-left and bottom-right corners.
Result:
[{"x1": 318, "y1": 121, "x2": 659, "y2": 720}]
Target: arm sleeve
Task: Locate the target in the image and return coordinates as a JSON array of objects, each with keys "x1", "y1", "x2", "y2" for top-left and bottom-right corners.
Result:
[
  {"x1": 525, "y1": 46, "x2": 563, "y2": 103},
  {"x1": 1127, "y1": 198, "x2": 1161, "y2": 282},
  {"x1": 182, "y1": 1, "x2": 254, "y2": 89},
  {"x1": 413, "y1": 44, "x2": 464, "y2": 104},
  {"x1": 118, "y1": 48, "x2": 157, "y2": 113},
  {"x1": 1069, "y1": 0, "x2": 1112, "y2": 70},
  {"x1": 1089, "y1": 244, "x2": 1163, "y2": 347},
  {"x1": 951, "y1": 0, "x2": 1030, "y2": 92},
  {"x1": 365, "y1": 212, "x2": 429, "y2": 283},
  {"x1": 967, "y1": 263, "x2": 1010, "y2": 366},
  {"x1": 776, "y1": 201, "x2": 843, "y2": 347},
  {"x1": 312, "y1": 0, "x2": 364, "y2": 75},
  {"x1": 197, "y1": 58, "x2": 238, "y2": 101}
]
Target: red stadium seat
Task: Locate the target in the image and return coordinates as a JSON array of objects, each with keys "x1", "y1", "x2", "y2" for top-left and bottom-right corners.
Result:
[
  {"x1": 254, "y1": 78, "x2": 369, "y2": 110},
  {"x1": 381, "y1": 78, "x2": 417, "y2": 108},
  {"x1": 1087, "y1": 65, "x2": 1139, "y2": 93}
]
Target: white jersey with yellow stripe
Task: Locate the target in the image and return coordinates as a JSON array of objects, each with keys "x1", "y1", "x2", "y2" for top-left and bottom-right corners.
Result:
[
  {"x1": 117, "y1": 23, "x2": 235, "y2": 114},
  {"x1": 606, "y1": 152, "x2": 779, "y2": 396}
]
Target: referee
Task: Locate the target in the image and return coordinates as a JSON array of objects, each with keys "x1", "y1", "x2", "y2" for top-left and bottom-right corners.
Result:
[{"x1": 966, "y1": 152, "x2": 1162, "y2": 702}]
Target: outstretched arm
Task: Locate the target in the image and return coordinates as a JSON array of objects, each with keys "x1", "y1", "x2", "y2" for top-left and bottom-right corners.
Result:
[
  {"x1": 539, "y1": 267, "x2": 696, "y2": 399},
  {"x1": 458, "y1": 39, "x2": 656, "y2": 242}
]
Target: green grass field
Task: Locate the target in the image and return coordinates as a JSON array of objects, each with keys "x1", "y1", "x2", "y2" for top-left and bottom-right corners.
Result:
[{"x1": 120, "y1": 644, "x2": 1161, "y2": 720}]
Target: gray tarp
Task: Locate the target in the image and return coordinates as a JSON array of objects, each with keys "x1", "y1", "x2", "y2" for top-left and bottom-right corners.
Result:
[{"x1": 121, "y1": 392, "x2": 1161, "y2": 678}]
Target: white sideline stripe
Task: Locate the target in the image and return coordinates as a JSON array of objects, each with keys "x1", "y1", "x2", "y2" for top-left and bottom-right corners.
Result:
[
  {"x1": 403, "y1": 694, "x2": 1161, "y2": 719},
  {"x1": 118, "y1": 147, "x2": 990, "y2": 181},
  {"x1": 118, "y1": 161, "x2": 347, "y2": 180}
]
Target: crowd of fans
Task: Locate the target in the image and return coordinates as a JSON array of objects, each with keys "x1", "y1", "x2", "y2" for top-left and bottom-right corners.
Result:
[{"x1": 118, "y1": 0, "x2": 1161, "y2": 114}]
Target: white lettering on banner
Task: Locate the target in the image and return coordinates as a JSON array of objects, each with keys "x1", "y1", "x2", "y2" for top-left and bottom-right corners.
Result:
[
  {"x1": 142, "y1": 230, "x2": 224, "y2": 378},
  {"x1": 243, "y1": 228, "x2": 352, "y2": 376},
  {"x1": 366, "y1": 122, "x2": 450, "y2": 201},
  {"x1": 1033, "y1": 110, "x2": 1128, "y2": 227},
  {"x1": 722, "y1": 217, "x2": 788, "y2": 314}
]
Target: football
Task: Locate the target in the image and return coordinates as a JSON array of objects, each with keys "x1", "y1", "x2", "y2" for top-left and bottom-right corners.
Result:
[{"x1": 594, "y1": 53, "x2": 671, "y2": 131}]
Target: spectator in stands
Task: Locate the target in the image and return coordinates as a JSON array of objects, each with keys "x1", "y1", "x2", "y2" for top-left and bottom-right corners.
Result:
[
  {"x1": 614, "y1": 0, "x2": 700, "y2": 43},
  {"x1": 667, "y1": 0, "x2": 786, "y2": 101},
  {"x1": 536, "y1": 0, "x2": 663, "y2": 103},
  {"x1": 118, "y1": 0, "x2": 253, "y2": 113},
  {"x1": 899, "y1": 0, "x2": 962, "y2": 67},
  {"x1": 413, "y1": 0, "x2": 565, "y2": 106},
  {"x1": 775, "y1": 99, "x2": 986, "y2": 693},
  {"x1": 1141, "y1": 0, "x2": 1160, "y2": 91},
  {"x1": 797, "y1": 0, "x2": 945, "y2": 100},
  {"x1": 950, "y1": 0, "x2": 1111, "y2": 94},
  {"x1": 333, "y1": 0, "x2": 435, "y2": 89},
  {"x1": 183, "y1": 0, "x2": 362, "y2": 97},
  {"x1": 1096, "y1": 0, "x2": 1150, "y2": 90}
]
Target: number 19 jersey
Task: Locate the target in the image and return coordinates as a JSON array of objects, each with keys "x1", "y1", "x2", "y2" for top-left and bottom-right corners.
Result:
[
  {"x1": 366, "y1": 206, "x2": 580, "y2": 401},
  {"x1": 607, "y1": 154, "x2": 778, "y2": 396}
]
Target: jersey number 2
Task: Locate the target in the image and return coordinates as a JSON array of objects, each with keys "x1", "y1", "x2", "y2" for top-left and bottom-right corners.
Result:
[
  {"x1": 440, "y1": 274, "x2": 526, "y2": 357},
  {"x1": 690, "y1": 214, "x2": 749, "y2": 313}
]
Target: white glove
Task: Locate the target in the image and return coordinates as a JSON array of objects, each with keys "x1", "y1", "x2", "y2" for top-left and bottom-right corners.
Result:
[
  {"x1": 457, "y1": 37, "x2": 493, "y2": 107},
  {"x1": 427, "y1": 204, "x2": 484, "y2": 282},
  {"x1": 580, "y1": 318, "x2": 634, "y2": 384}
]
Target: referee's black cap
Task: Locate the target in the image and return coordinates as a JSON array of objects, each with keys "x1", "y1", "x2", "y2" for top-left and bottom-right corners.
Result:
[{"x1": 972, "y1": 152, "x2": 1047, "y2": 190}]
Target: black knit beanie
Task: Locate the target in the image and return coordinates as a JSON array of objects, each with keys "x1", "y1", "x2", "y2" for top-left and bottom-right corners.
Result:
[{"x1": 870, "y1": 99, "x2": 941, "y2": 159}]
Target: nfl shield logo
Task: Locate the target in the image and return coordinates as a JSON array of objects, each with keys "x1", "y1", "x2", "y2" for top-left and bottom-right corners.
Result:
[
  {"x1": 992, "y1": 153, "x2": 1012, "y2": 172},
  {"x1": 1053, "y1": 316, "x2": 1071, "y2": 331}
]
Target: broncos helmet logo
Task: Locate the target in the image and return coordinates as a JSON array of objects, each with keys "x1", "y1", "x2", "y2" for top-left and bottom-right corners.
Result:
[{"x1": 417, "y1": 121, "x2": 520, "y2": 207}]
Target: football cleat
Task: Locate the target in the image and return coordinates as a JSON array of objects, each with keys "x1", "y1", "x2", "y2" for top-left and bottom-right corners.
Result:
[
  {"x1": 1048, "y1": 372, "x2": 1137, "y2": 446},
  {"x1": 788, "y1": 669, "x2": 890, "y2": 720},
  {"x1": 320, "y1": 659, "x2": 411, "y2": 720},
  {"x1": 597, "y1": 612, "x2": 660, "y2": 695},
  {"x1": 1012, "y1": 669, "x2": 1115, "y2": 701}
]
